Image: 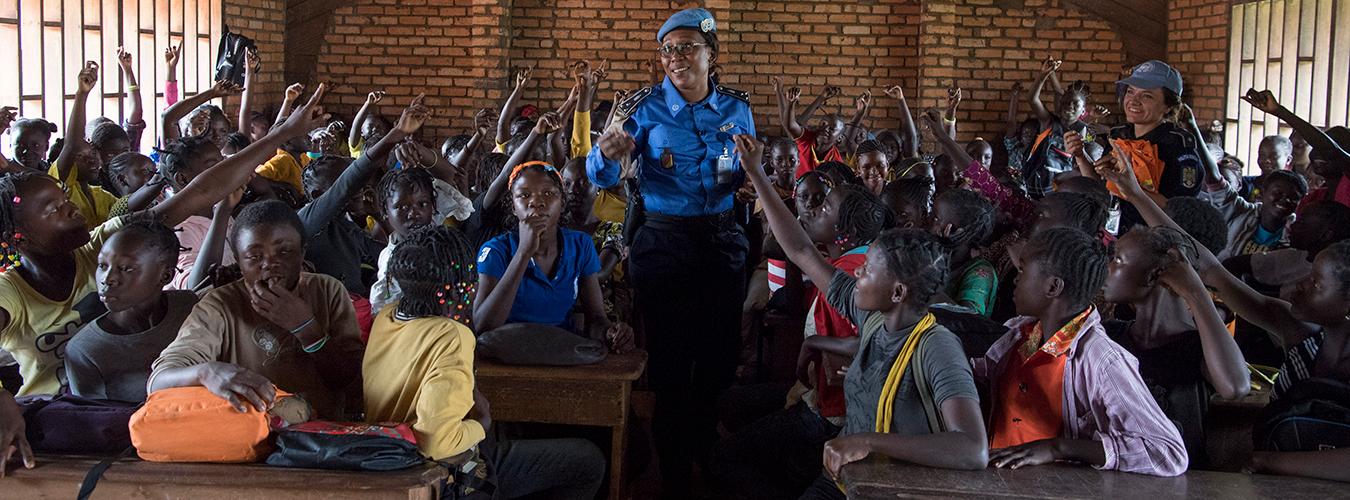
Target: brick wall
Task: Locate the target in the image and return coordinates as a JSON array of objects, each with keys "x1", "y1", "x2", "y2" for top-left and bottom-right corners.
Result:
[
  {"x1": 309, "y1": 0, "x2": 1135, "y2": 148},
  {"x1": 919, "y1": 0, "x2": 1127, "y2": 144},
  {"x1": 221, "y1": 0, "x2": 288, "y2": 112},
  {"x1": 1168, "y1": 0, "x2": 1229, "y2": 126}
]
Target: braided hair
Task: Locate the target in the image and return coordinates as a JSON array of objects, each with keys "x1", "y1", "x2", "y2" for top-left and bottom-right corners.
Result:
[
  {"x1": 476, "y1": 152, "x2": 510, "y2": 196},
  {"x1": 875, "y1": 228, "x2": 950, "y2": 306},
  {"x1": 832, "y1": 183, "x2": 894, "y2": 248},
  {"x1": 1039, "y1": 192, "x2": 1108, "y2": 236},
  {"x1": 390, "y1": 225, "x2": 477, "y2": 325},
  {"x1": 112, "y1": 220, "x2": 184, "y2": 269},
  {"x1": 815, "y1": 161, "x2": 863, "y2": 187},
  {"x1": 102, "y1": 152, "x2": 153, "y2": 197},
  {"x1": 1163, "y1": 197, "x2": 1228, "y2": 256},
  {"x1": 0, "y1": 172, "x2": 49, "y2": 271},
  {"x1": 88, "y1": 121, "x2": 129, "y2": 153},
  {"x1": 302, "y1": 154, "x2": 355, "y2": 198},
  {"x1": 1128, "y1": 225, "x2": 1198, "y2": 277},
  {"x1": 157, "y1": 135, "x2": 217, "y2": 186},
  {"x1": 376, "y1": 167, "x2": 437, "y2": 211},
  {"x1": 934, "y1": 188, "x2": 995, "y2": 248},
  {"x1": 1023, "y1": 227, "x2": 1108, "y2": 310}
]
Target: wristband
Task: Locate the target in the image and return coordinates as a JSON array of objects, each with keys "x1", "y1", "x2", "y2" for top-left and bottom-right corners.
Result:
[
  {"x1": 127, "y1": 85, "x2": 139, "y2": 92},
  {"x1": 289, "y1": 316, "x2": 316, "y2": 336}
]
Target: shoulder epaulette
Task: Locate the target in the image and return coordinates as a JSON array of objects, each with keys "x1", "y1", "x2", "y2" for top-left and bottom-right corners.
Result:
[
  {"x1": 715, "y1": 84, "x2": 750, "y2": 104},
  {"x1": 616, "y1": 86, "x2": 654, "y2": 120}
]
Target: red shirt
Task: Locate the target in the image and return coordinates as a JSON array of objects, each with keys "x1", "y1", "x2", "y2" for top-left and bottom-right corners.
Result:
[
  {"x1": 990, "y1": 308, "x2": 1093, "y2": 448},
  {"x1": 1297, "y1": 173, "x2": 1350, "y2": 214},
  {"x1": 795, "y1": 129, "x2": 844, "y2": 178},
  {"x1": 812, "y1": 247, "x2": 868, "y2": 418}
]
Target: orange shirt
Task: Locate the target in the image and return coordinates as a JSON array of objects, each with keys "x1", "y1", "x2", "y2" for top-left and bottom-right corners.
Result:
[
  {"x1": 990, "y1": 307, "x2": 1094, "y2": 449},
  {"x1": 1106, "y1": 138, "x2": 1166, "y2": 198}
]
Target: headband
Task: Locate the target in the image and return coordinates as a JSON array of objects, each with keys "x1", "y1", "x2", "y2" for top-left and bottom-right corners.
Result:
[{"x1": 507, "y1": 160, "x2": 562, "y2": 188}]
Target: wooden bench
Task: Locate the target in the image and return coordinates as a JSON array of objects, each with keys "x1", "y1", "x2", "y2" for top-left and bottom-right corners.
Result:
[
  {"x1": 7, "y1": 454, "x2": 450, "y2": 499},
  {"x1": 842, "y1": 458, "x2": 1344, "y2": 499},
  {"x1": 475, "y1": 350, "x2": 647, "y2": 500}
]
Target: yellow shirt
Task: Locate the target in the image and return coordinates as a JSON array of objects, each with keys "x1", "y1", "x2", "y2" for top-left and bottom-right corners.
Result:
[
  {"x1": 349, "y1": 137, "x2": 364, "y2": 159},
  {"x1": 571, "y1": 111, "x2": 592, "y2": 159},
  {"x1": 255, "y1": 149, "x2": 309, "y2": 194},
  {"x1": 0, "y1": 216, "x2": 125, "y2": 395},
  {"x1": 47, "y1": 165, "x2": 117, "y2": 230},
  {"x1": 592, "y1": 189, "x2": 627, "y2": 225},
  {"x1": 363, "y1": 306, "x2": 486, "y2": 460}
]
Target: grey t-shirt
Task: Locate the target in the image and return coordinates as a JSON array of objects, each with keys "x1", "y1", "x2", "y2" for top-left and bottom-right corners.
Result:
[
  {"x1": 65, "y1": 290, "x2": 199, "y2": 402},
  {"x1": 825, "y1": 270, "x2": 977, "y2": 436}
]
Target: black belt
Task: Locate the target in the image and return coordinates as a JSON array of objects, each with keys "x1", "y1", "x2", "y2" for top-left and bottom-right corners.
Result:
[{"x1": 643, "y1": 210, "x2": 737, "y2": 232}]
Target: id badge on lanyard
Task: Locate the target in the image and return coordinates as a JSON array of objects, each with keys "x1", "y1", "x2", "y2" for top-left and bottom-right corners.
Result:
[
  {"x1": 1105, "y1": 197, "x2": 1122, "y2": 235},
  {"x1": 717, "y1": 147, "x2": 734, "y2": 186}
]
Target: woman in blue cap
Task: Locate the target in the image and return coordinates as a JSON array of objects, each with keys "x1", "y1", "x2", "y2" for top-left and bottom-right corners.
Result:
[
  {"x1": 585, "y1": 7, "x2": 755, "y2": 495},
  {"x1": 1066, "y1": 60, "x2": 1219, "y2": 229}
]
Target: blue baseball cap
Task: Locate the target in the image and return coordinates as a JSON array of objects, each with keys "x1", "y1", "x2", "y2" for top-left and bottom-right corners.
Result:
[
  {"x1": 1116, "y1": 60, "x2": 1183, "y2": 96},
  {"x1": 657, "y1": 8, "x2": 716, "y2": 43}
]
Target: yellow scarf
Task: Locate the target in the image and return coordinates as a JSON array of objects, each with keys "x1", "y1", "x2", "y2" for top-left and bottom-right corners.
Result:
[{"x1": 875, "y1": 312, "x2": 938, "y2": 433}]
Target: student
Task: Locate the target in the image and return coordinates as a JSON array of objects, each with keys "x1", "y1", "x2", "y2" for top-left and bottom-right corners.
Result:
[
  {"x1": 1240, "y1": 90, "x2": 1350, "y2": 213},
  {"x1": 978, "y1": 227, "x2": 1188, "y2": 476},
  {"x1": 559, "y1": 158, "x2": 597, "y2": 233},
  {"x1": 1201, "y1": 169, "x2": 1306, "y2": 260},
  {"x1": 881, "y1": 85, "x2": 927, "y2": 180},
  {"x1": 349, "y1": 90, "x2": 393, "y2": 158},
  {"x1": 737, "y1": 134, "x2": 987, "y2": 500},
  {"x1": 65, "y1": 222, "x2": 200, "y2": 402},
  {"x1": 104, "y1": 153, "x2": 166, "y2": 218},
  {"x1": 773, "y1": 78, "x2": 847, "y2": 177},
  {"x1": 855, "y1": 141, "x2": 889, "y2": 196},
  {"x1": 148, "y1": 200, "x2": 365, "y2": 419},
  {"x1": 709, "y1": 181, "x2": 892, "y2": 499},
  {"x1": 7, "y1": 117, "x2": 57, "y2": 173},
  {"x1": 966, "y1": 139, "x2": 994, "y2": 172},
  {"x1": 156, "y1": 136, "x2": 238, "y2": 290},
  {"x1": 929, "y1": 189, "x2": 997, "y2": 317},
  {"x1": 49, "y1": 62, "x2": 118, "y2": 229},
  {"x1": 299, "y1": 98, "x2": 430, "y2": 297},
  {"x1": 1101, "y1": 225, "x2": 1249, "y2": 468},
  {"x1": 364, "y1": 225, "x2": 604, "y2": 499},
  {"x1": 1003, "y1": 82, "x2": 1037, "y2": 178},
  {"x1": 924, "y1": 110, "x2": 1035, "y2": 225},
  {"x1": 1024, "y1": 60, "x2": 1089, "y2": 198},
  {"x1": 0, "y1": 84, "x2": 333, "y2": 475},
  {"x1": 474, "y1": 162, "x2": 633, "y2": 350},
  {"x1": 765, "y1": 138, "x2": 800, "y2": 203},
  {"x1": 795, "y1": 170, "x2": 832, "y2": 216},
  {"x1": 1241, "y1": 135, "x2": 1294, "y2": 200}
]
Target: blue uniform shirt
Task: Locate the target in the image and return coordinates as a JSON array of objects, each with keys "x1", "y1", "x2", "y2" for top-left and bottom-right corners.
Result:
[
  {"x1": 476, "y1": 228, "x2": 601, "y2": 329},
  {"x1": 586, "y1": 77, "x2": 756, "y2": 217}
]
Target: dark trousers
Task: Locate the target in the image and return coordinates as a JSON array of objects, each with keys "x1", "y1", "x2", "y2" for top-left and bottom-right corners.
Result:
[
  {"x1": 798, "y1": 475, "x2": 846, "y2": 500},
  {"x1": 708, "y1": 401, "x2": 842, "y2": 500},
  {"x1": 629, "y1": 220, "x2": 748, "y2": 495}
]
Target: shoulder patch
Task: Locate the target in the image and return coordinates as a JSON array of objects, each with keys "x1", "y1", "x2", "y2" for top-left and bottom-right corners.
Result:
[
  {"x1": 616, "y1": 86, "x2": 654, "y2": 120},
  {"x1": 715, "y1": 84, "x2": 750, "y2": 104}
]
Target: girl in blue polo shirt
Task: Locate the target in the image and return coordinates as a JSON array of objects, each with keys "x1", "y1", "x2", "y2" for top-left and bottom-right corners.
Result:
[{"x1": 474, "y1": 161, "x2": 634, "y2": 351}]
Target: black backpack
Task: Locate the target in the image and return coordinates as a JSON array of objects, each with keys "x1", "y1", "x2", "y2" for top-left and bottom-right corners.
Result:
[
  {"x1": 1254, "y1": 378, "x2": 1350, "y2": 452},
  {"x1": 213, "y1": 25, "x2": 256, "y2": 86}
]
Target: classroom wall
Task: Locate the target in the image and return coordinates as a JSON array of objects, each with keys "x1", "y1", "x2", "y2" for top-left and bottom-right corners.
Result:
[
  {"x1": 298, "y1": 0, "x2": 1143, "y2": 145},
  {"x1": 1168, "y1": 0, "x2": 1231, "y2": 126}
]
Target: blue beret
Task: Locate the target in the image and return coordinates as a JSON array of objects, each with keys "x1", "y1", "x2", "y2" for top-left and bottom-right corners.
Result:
[
  {"x1": 657, "y1": 8, "x2": 716, "y2": 43},
  {"x1": 1116, "y1": 59, "x2": 1184, "y2": 97}
]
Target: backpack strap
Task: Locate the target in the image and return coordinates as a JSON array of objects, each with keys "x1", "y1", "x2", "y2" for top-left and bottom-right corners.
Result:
[
  {"x1": 910, "y1": 331, "x2": 946, "y2": 433},
  {"x1": 77, "y1": 445, "x2": 135, "y2": 500}
]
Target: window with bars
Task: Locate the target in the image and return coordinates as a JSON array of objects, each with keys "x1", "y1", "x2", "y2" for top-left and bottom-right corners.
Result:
[
  {"x1": 1226, "y1": 0, "x2": 1350, "y2": 174},
  {"x1": 1, "y1": 0, "x2": 223, "y2": 154}
]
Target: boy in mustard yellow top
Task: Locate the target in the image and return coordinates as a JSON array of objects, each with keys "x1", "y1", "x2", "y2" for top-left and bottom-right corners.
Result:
[
  {"x1": 49, "y1": 61, "x2": 117, "y2": 229},
  {"x1": 363, "y1": 226, "x2": 603, "y2": 499}
]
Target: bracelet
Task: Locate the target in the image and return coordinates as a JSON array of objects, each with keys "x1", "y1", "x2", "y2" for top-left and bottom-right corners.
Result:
[
  {"x1": 127, "y1": 85, "x2": 139, "y2": 92},
  {"x1": 289, "y1": 316, "x2": 316, "y2": 336},
  {"x1": 301, "y1": 335, "x2": 330, "y2": 354}
]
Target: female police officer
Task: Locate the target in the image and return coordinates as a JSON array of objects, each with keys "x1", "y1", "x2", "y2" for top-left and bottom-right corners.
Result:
[{"x1": 586, "y1": 8, "x2": 755, "y2": 495}]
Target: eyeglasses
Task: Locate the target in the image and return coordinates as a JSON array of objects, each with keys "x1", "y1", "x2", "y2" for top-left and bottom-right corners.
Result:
[{"x1": 657, "y1": 42, "x2": 708, "y2": 57}]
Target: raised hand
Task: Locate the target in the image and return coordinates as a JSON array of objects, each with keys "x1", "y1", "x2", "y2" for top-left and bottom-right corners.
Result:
[
  {"x1": 394, "y1": 93, "x2": 432, "y2": 134},
  {"x1": 244, "y1": 48, "x2": 260, "y2": 74},
  {"x1": 771, "y1": 75, "x2": 784, "y2": 94},
  {"x1": 1240, "y1": 89, "x2": 1281, "y2": 115},
  {"x1": 1010, "y1": 81, "x2": 1025, "y2": 94},
  {"x1": 394, "y1": 140, "x2": 436, "y2": 169},
  {"x1": 515, "y1": 67, "x2": 533, "y2": 89},
  {"x1": 822, "y1": 85, "x2": 842, "y2": 100},
  {"x1": 164, "y1": 44, "x2": 182, "y2": 68},
  {"x1": 884, "y1": 84, "x2": 905, "y2": 101},
  {"x1": 571, "y1": 60, "x2": 592, "y2": 87},
  {"x1": 366, "y1": 90, "x2": 386, "y2": 105},
  {"x1": 597, "y1": 128, "x2": 636, "y2": 163},
  {"x1": 945, "y1": 86, "x2": 963, "y2": 114},
  {"x1": 116, "y1": 47, "x2": 134, "y2": 71},
  {"x1": 284, "y1": 83, "x2": 305, "y2": 103},
  {"x1": 278, "y1": 83, "x2": 330, "y2": 137},
  {"x1": 592, "y1": 59, "x2": 610, "y2": 83},
  {"x1": 0, "y1": 106, "x2": 16, "y2": 136},
  {"x1": 786, "y1": 86, "x2": 802, "y2": 104},
  {"x1": 76, "y1": 61, "x2": 99, "y2": 95},
  {"x1": 474, "y1": 108, "x2": 496, "y2": 136},
  {"x1": 532, "y1": 111, "x2": 562, "y2": 135},
  {"x1": 210, "y1": 79, "x2": 243, "y2": 97},
  {"x1": 733, "y1": 134, "x2": 766, "y2": 178},
  {"x1": 855, "y1": 90, "x2": 873, "y2": 112},
  {"x1": 1041, "y1": 56, "x2": 1063, "y2": 75},
  {"x1": 1086, "y1": 104, "x2": 1110, "y2": 123}
]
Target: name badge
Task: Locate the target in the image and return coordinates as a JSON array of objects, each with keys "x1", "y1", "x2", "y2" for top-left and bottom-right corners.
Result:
[
  {"x1": 661, "y1": 148, "x2": 674, "y2": 169},
  {"x1": 719, "y1": 123, "x2": 736, "y2": 133}
]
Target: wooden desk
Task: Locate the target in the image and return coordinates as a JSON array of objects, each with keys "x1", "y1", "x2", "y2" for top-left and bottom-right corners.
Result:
[
  {"x1": 475, "y1": 351, "x2": 647, "y2": 500},
  {"x1": 8, "y1": 455, "x2": 449, "y2": 499},
  {"x1": 842, "y1": 458, "x2": 1344, "y2": 499}
]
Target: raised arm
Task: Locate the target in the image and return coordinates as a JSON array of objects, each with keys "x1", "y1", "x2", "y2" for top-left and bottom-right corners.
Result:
[
  {"x1": 796, "y1": 85, "x2": 837, "y2": 125},
  {"x1": 273, "y1": 83, "x2": 304, "y2": 129},
  {"x1": 774, "y1": 77, "x2": 806, "y2": 139},
  {"x1": 735, "y1": 134, "x2": 835, "y2": 287},
  {"x1": 1005, "y1": 82, "x2": 1025, "y2": 138},
  {"x1": 496, "y1": 67, "x2": 532, "y2": 147},
  {"x1": 922, "y1": 109, "x2": 974, "y2": 167},
  {"x1": 1029, "y1": 59, "x2": 1059, "y2": 126},
  {"x1": 1242, "y1": 89, "x2": 1350, "y2": 164},
  {"x1": 943, "y1": 86, "x2": 961, "y2": 139},
  {"x1": 451, "y1": 108, "x2": 494, "y2": 172},
  {"x1": 1158, "y1": 255, "x2": 1250, "y2": 400},
  {"x1": 844, "y1": 91, "x2": 873, "y2": 157},
  {"x1": 186, "y1": 188, "x2": 241, "y2": 291},
  {"x1": 53, "y1": 62, "x2": 99, "y2": 182},
  {"x1": 1178, "y1": 104, "x2": 1224, "y2": 186},
  {"x1": 885, "y1": 85, "x2": 921, "y2": 159},
  {"x1": 152, "y1": 84, "x2": 329, "y2": 228},
  {"x1": 237, "y1": 48, "x2": 259, "y2": 135},
  {"x1": 163, "y1": 45, "x2": 181, "y2": 106},
  {"x1": 115, "y1": 48, "x2": 146, "y2": 151},
  {"x1": 349, "y1": 90, "x2": 384, "y2": 150},
  {"x1": 0, "y1": 107, "x2": 16, "y2": 171},
  {"x1": 484, "y1": 112, "x2": 560, "y2": 210},
  {"x1": 161, "y1": 80, "x2": 240, "y2": 143},
  {"x1": 551, "y1": 83, "x2": 582, "y2": 168}
]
